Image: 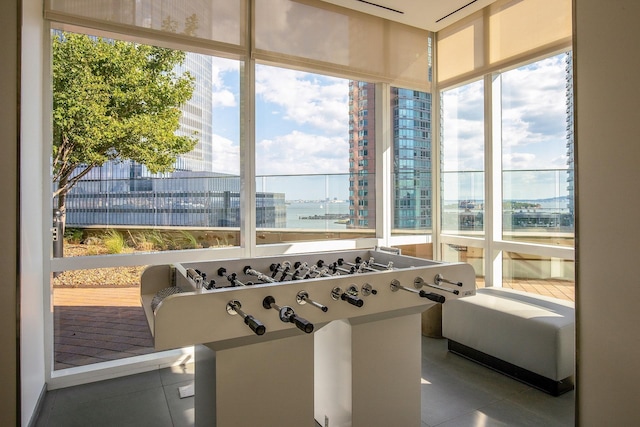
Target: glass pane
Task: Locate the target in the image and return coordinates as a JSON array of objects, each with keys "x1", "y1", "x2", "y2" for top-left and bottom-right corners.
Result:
[
  {"x1": 503, "y1": 251, "x2": 575, "y2": 301},
  {"x1": 395, "y1": 243, "x2": 433, "y2": 260},
  {"x1": 441, "y1": 79, "x2": 485, "y2": 236},
  {"x1": 440, "y1": 243, "x2": 484, "y2": 288},
  {"x1": 53, "y1": 265, "x2": 154, "y2": 369},
  {"x1": 52, "y1": 31, "x2": 241, "y2": 257},
  {"x1": 392, "y1": 87, "x2": 433, "y2": 233},
  {"x1": 254, "y1": 66, "x2": 375, "y2": 243},
  {"x1": 501, "y1": 53, "x2": 574, "y2": 245}
]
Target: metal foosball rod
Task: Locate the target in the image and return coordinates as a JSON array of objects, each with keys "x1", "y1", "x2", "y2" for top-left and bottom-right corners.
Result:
[
  {"x1": 318, "y1": 259, "x2": 353, "y2": 275},
  {"x1": 269, "y1": 261, "x2": 291, "y2": 281},
  {"x1": 367, "y1": 257, "x2": 394, "y2": 271},
  {"x1": 316, "y1": 260, "x2": 343, "y2": 275},
  {"x1": 330, "y1": 286, "x2": 365, "y2": 307},
  {"x1": 243, "y1": 265, "x2": 276, "y2": 283},
  {"x1": 414, "y1": 277, "x2": 459, "y2": 295},
  {"x1": 217, "y1": 267, "x2": 250, "y2": 286},
  {"x1": 226, "y1": 300, "x2": 266, "y2": 336},
  {"x1": 434, "y1": 273, "x2": 463, "y2": 287},
  {"x1": 337, "y1": 257, "x2": 362, "y2": 270},
  {"x1": 262, "y1": 295, "x2": 314, "y2": 334},
  {"x1": 296, "y1": 262, "x2": 314, "y2": 279},
  {"x1": 306, "y1": 264, "x2": 334, "y2": 278},
  {"x1": 283, "y1": 262, "x2": 309, "y2": 280},
  {"x1": 389, "y1": 279, "x2": 446, "y2": 303},
  {"x1": 361, "y1": 283, "x2": 378, "y2": 296},
  {"x1": 296, "y1": 290, "x2": 329, "y2": 312},
  {"x1": 225, "y1": 272, "x2": 251, "y2": 287},
  {"x1": 355, "y1": 261, "x2": 379, "y2": 273}
]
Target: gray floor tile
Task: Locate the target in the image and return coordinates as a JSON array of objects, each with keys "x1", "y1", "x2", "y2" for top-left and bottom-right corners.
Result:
[
  {"x1": 53, "y1": 370, "x2": 162, "y2": 408},
  {"x1": 35, "y1": 336, "x2": 574, "y2": 427},
  {"x1": 47, "y1": 387, "x2": 173, "y2": 427},
  {"x1": 160, "y1": 362, "x2": 195, "y2": 387},
  {"x1": 436, "y1": 398, "x2": 566, "y2": 427},
  {"x1": 506, "y1": 387, "x2": 575, "y2": 426},
  {"x1": 164, "y1": 380, "x2": 195, "y2": 427}
]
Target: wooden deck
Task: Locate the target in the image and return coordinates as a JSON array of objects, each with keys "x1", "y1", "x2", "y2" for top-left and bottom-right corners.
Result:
[{"x1": 52, "y1": 279, "x2": 574, "y2": 370}]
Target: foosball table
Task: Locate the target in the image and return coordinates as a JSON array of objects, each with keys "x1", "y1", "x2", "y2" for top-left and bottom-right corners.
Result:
[{"x1": 140, "y1": 248, "x2": 476, "y2": 427}]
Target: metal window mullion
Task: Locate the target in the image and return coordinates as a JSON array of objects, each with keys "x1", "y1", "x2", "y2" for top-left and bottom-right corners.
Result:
[
  {"x1": 376, "y1": 82, "x2": 392, "y2": 245},
  {"x1": 432, "y1": 34, "x2": 442, "y2": 260},
  {"x1": 485, "y1": 73, "x2": 503, "y2": 288},
  {"x1": 241, "y1": 1, "x2": 256, "y2": 257}
]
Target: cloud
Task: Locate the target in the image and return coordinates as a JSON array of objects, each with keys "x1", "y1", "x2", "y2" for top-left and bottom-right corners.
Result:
[
  {"x1": 210, "y1": 134, "x2": 240, "y2": 175},
  {"x1": 256, "y1": 130, "x2": 348, "y2": 175},
  {"x1": 211, "y1": 89, "x2": 236, "y2": 108},
  {"x1": 501, "y1": 55, "x2": 568, "y2": 149},
  {"x1": 442, "y1": 80, "x2": 485, "y2": 171},
  {"x1": 503, "y1": 152, "x2": 536, "y2": 169},
  {"x1": 442, "y1": 54, "x2": 570, "y2": 172},
  {"x1": 255, "y1": 65, "x2": 349, "y2": 135},
  {"x1": 211, "y1": 57, "x2": 239, "y2": 108}
]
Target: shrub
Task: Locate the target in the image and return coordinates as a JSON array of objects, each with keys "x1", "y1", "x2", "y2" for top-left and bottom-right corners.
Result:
[{"x1": 103, "y1": 229, "x2": 127, "y2": 254}]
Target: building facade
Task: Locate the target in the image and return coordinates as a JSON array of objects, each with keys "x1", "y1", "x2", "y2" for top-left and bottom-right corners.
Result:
[{"x1": 348, "y1": 82, "x2": 433, "y2": 230}]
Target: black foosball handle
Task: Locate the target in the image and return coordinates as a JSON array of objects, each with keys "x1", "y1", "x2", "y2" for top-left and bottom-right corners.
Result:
[
  {"x1": 341, "y1": 292, "x2": 364, "y2": 307},
  {"x1": 419, "y1": 291, "x2": 446, "y2": 303},
  {"x1": 291, "y1": 314, "x2": 314, "y2": 334},
  {"x1": 244, "y1": 315, "x2": 266, "y2": 336}
]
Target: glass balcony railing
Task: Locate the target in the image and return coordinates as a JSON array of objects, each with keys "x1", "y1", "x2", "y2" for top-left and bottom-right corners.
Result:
[
  {"x1": 503, "y1": 169, "x2": 574, "y2": 246},
  {"x1": 442, "y1": 169, "x2": 574, "y2": 247}
]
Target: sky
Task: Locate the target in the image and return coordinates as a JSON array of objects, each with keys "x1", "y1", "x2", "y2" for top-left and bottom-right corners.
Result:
[{"x1": 199, "y1": 52, "x2": 571, "y2": 201}]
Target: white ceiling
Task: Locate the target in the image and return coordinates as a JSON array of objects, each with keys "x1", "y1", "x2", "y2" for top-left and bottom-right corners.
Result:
[{"x1": 319, "y1": 0, "x2": 498, "y2": 32}]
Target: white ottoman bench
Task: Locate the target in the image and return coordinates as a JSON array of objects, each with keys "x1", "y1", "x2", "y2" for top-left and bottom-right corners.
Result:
[{"x1": 442, "y1": 287, "x2": 574, "y2": 396}]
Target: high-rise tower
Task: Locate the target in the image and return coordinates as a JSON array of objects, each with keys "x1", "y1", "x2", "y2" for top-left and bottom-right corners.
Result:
[
  {"x1": 348, "y1": 83, "x2": 432, "y2": 230},
  {"x1": 348, "y1": 81, "x2": 376, "y2": 228}
]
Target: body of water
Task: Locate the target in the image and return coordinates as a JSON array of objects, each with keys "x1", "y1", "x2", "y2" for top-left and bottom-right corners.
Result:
[{"x1": 286, "y1": 201, "x2": 350, "y2": 229}]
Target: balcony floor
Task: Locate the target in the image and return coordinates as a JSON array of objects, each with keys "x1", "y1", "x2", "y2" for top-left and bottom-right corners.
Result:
[
  {"x1": 52, "y1": 279, "x2": 574, "y2": 370},
  {"x1": 38, "y1": 335, "x2": 574, "y2": 427}
]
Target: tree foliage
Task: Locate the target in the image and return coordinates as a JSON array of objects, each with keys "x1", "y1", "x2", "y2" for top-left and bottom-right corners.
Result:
[{"x1": 52, "y1": 31, "x2": 197, "y2": 213}]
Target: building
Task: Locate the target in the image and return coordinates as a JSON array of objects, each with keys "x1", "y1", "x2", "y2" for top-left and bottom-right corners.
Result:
[
  {"x1": 349, "y1": 83, "x2": 432, "y2": 230},
  {"x1": 4, "y1": 1, "x2": 640, "y2": 425},
  {"x1": 565, "y1": 51, "x2": 575, "y2": 216},
  {"x1": 348, "y1": 81, "x2": 376, "y2": 228},
  {"x1": 392, "y1": 87, "x2": 432, "y2": 229}
]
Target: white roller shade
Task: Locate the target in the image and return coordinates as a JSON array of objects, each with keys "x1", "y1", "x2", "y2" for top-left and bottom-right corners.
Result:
[
  {"x1": 45, "y1": 0, "x2": 431, "y2": 89},
  {"x1": 45, "y1": 0, "x2": 246, "y2": 52},
  {"x1": 253, "y1": 0, "x2": 430, "y2": 89},
  {"x1": 437, "y1": 0, "x2": 571, "y2": 86}
]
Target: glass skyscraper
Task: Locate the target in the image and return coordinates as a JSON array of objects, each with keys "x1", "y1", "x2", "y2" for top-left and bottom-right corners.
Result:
[
  {"x1": 392, "y1": 88, "x2": 432, "y2": 229},
  {"x1": 348, "y1": 83, "x2": 433, "y2": 230}
]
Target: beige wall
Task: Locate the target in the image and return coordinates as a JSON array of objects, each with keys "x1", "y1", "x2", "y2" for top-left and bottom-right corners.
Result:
[
  {"x1": 0, "y1": 0, "x2": 19, "y2": 425},
  {"x1": 574, "y1": 0, "x2": 640, "y2": 424}
]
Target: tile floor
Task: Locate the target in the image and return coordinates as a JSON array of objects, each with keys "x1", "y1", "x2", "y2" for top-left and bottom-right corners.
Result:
[{"x1": 34, "y1": 337, "x2": 574, "y2": 427}]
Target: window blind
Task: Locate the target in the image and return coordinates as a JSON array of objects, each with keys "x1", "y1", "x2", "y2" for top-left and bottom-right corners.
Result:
[
  {"x1": 254, "y1": 0, "x2": 431, "y2": 90},
  {"x1": 437, "y1": 0, "x2": 572, "y2": 87},
  {"x1": 45, "y1": 0, "x2": 431, "y2": 90},
  {"x1": 45, "y1": 0, "x2": 247, "y2": 54}
]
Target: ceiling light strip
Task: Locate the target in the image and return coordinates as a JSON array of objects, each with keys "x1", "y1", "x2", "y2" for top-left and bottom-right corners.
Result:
[
  {"x1": 355, "y1": 0, "x2": 404, "y2": 15},
  {"x1": 436, "y1": 0, "x2": 479, "y2": 23}
]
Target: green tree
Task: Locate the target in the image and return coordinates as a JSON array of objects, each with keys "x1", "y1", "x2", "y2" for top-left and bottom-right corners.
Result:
[{"x1": 52, "y1": 31, "x2": 197, "y2": 227}]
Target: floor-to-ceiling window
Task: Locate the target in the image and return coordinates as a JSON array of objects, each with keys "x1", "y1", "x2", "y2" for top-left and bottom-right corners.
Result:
[
  {"x1": 440, "y1": 52, "x2": 574, "y2": 296},
  {"x1": 437, "y1": 0, "x2": 573, "y2": 296},
  {"x1": 44, "y1": 0, "x2": 432, "y2": 384},
  {"x1": 50, "y1": 30, "x2": 242, "y2": 372},
  {"x1": 440, "y1": 79, "x2": 486, "y2": 280},
  {"x1": 254, "y1": 66, "x2": 375, "y2": 244},
  {"x1": 441, "y1": 80, "x2": 485, "y2": 238}
]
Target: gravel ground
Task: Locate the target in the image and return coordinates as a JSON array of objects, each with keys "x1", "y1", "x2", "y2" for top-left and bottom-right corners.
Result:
[{"x1": 52, "y1": 243, "x2": 146, "y2": 288}]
